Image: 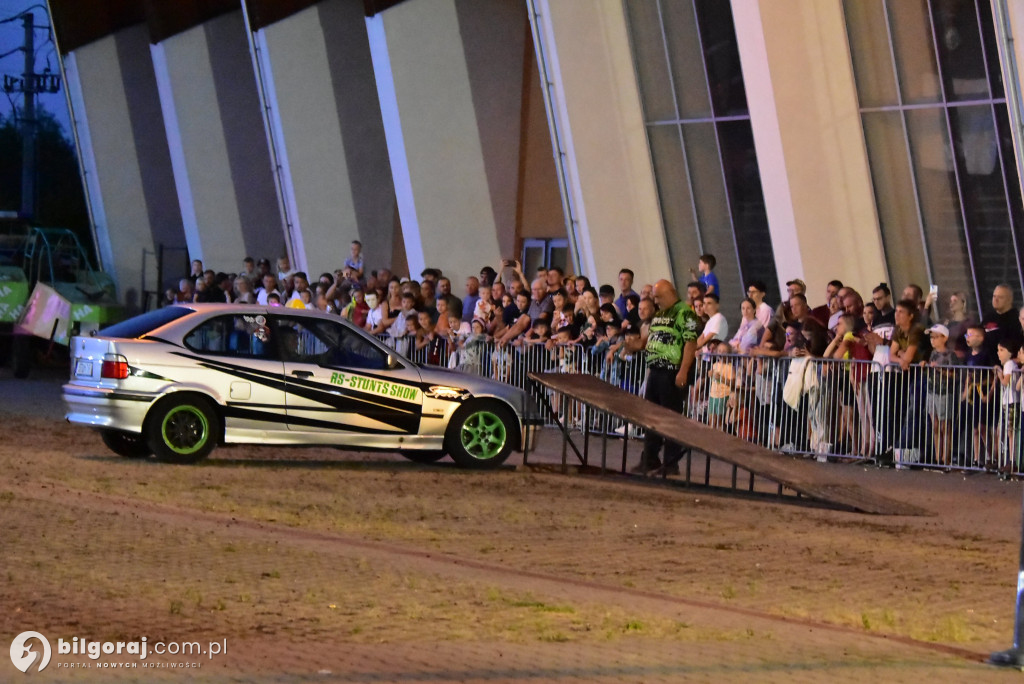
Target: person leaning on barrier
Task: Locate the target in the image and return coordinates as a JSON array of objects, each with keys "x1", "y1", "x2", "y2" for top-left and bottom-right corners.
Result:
[{"x1": 629, "y1": 280, "x2": 699, "y2": 476}]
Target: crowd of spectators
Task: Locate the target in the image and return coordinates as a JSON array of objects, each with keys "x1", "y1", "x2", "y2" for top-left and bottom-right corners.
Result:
[{"x1": 164, "y1": 243, "x2": 1024, "y2": 470}]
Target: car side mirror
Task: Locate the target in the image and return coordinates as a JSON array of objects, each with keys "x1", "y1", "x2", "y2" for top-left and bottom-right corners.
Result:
[{"x1": 387, "y1": 354, "x2": 401, "y2": 370}]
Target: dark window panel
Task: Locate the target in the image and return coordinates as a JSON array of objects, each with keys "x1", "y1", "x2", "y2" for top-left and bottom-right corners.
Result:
[
  {"x1": 625, "y1": 0, "x2": 678, "y2": 122},
  {"x1": 995, "y1": 106, "x2": 1024, "y2": 281},
  {"x1": 904, "y1": 106, "x2": 977, "y2": 307},
  {"x1": 716, "y1": 120, "x2": 777, "y2": 299},
  {"x1": 931, "y1": 0, "x2": 989, "y2": 101},
  {"x1": 949, "y1": 104, "x2": 1022, "y2": 300},
  {"x1": 693, "y1": 0, "x2": 748, "y2": 117},
  {"x1": 646, "y1": 124, "x2": 702, "y2": 286},
  {"x1": 976, "y1": 0, "x2": 1005, "y2": 99}
]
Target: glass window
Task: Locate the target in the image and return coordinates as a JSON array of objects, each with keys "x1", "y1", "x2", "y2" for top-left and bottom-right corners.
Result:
[
  {"x1": 626, "y1": 0, "x2": 776, "y2": 306},
  {"x1": 843, "y1": 0, "x2": 899, "y2": 107},
  {"x1": 274, "y1": 316, "x2": 387, "y2": 370},
  {"x1": 624, "y1": 0, "x2": 677, "y2": 122},
  {"x1": 845, "y1": 0, "x2": 1024, "y2": 312},
  {"x1": 933, "y1": 0, "x2": 988, "y2": 101},
  {"x1": 693, "y1": 0, "x2": 748, "y2": 116},
  {"x1": 888, "y1": 0, "x2": 942, "y2": 105},
  {"x1": 184, "y1": 314, "x2": 274, "y2": 359},
  {"x1": 99, "y1": 305, "x2": 193, "y2": 339},
  {"x1": 860, "y1": 111, "x2": 930, "y2": 290},
  {"x1": 646, "y1": 124, "x2": 701, "y2": 286},
  {"x1": 661, "y1": 0, "x2": 712, "y2": 118},
  {"x1": 717, "y1": 120, "x2": 779, "y2": 293},
  {"x1": 948, "y1": 104, "x2": 1021, "y2": 298},
  {"x1": 682, "y1": 121, "x2": 741, "y2": 302},
  {"x1": 905, "y1": 107, "x2": 975, "y2": 300}
]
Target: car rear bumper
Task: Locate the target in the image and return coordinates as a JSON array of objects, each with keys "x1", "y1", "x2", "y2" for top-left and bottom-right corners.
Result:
[{"x1": 63, "y1": 384, "x2": 156, "y2": 433}]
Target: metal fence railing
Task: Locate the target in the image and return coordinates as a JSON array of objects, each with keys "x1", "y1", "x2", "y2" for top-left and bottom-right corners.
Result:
[
  {"x1": 375, "y1": 332, "x2": 1022, "y2": 476},
  {"x1": 687, "y1": 352, "x2": 1023, "y2": 475}
]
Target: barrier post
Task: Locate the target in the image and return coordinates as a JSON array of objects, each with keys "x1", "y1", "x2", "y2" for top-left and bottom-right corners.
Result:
[{"x1": 990, "y1": 482, "x2": 1024, "y2": 669}]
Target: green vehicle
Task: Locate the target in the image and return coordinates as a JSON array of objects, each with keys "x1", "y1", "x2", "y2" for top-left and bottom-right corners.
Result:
[{"x1": 1, "y1": 224, "x2": 122, "y2": 378}]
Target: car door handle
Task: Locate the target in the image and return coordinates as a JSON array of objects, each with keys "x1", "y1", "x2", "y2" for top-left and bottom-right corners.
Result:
[{"x1": 291, "y1": 370, "x2": 314, "y2": 378}]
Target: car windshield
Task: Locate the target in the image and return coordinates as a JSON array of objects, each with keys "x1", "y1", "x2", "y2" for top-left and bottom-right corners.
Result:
[{"x1": 98, "y1": 306, "x2": 194, "y2": 339}]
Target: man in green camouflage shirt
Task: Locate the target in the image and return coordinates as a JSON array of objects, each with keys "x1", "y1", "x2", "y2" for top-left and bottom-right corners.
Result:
[{"x1": 631, "y1": 280, "x2": 699, "y2": 474}]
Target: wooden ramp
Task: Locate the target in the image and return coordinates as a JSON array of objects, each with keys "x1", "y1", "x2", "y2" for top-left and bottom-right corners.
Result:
[{"x1": 528, "y1": 373, "x2": 928, "y2": 516}]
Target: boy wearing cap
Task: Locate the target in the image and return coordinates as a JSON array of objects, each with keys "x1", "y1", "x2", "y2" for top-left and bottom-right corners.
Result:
[{"x1": 925, "y1": 324, "x2": 956, "y2": 465}]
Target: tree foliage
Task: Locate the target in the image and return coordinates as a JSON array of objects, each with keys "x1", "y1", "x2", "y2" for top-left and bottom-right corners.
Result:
[{"x1": 0, "y1": 107, "x2": 92, "y2": 258}]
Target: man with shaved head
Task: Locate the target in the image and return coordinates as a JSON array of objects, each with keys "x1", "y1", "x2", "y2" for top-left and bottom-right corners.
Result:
[{"x1": 631, "y1": 279, "x2": 699, "y2": 475}]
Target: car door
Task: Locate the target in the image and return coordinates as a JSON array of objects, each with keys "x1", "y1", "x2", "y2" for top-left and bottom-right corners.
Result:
[
  {"x1": 181, "y1": 312, "x2": 289, "y2": 434},
  {"x1": 272, "y1": 314, "x2": 424, "y2": 440}
]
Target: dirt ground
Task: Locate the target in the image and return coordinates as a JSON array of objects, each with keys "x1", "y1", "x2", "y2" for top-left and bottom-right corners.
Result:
[{"x1": 4, "y1": 368, "x2": 1024, "y2": 682}]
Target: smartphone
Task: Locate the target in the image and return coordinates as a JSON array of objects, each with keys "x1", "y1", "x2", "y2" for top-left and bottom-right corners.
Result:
[{"x1": 929, "y1": 284, "x2": 938, "y2": 296}]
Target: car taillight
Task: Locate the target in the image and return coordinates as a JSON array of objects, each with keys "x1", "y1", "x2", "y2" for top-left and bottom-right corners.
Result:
[{"x1": 101, "y1": 354, "x2": 129, "y2": 379}]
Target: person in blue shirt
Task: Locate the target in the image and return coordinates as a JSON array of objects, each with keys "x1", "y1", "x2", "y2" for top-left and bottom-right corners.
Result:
[{"x1": 690, "y1": 254, "x2": 719, "y2": 298}]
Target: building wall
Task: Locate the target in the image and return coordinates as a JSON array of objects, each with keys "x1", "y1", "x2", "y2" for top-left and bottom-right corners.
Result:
[
  {"x1": 152, "y1": 11, "x2": 281, "y2": 273},
  {"x1": 258, "y1": 0, "x2": 396, "y2": 278},
  {"x1": 539, "y1": 0, "x2": 673, "y2": 288},
  {"x1": 65, "y1": 25, "x2": 183, "y2": 311},
  {"x1": 732, "y1": 0, "x2": 888, "y2": 301}
]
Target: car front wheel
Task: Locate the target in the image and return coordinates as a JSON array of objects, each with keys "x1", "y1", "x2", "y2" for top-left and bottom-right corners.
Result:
[
  {"x1": 101, "y1": 429, "x2": 152, "y2": 459},
  {"x1": 146, "y1": 395, "x2": 219, "y2": 464},
  {"x1": 445, "y1": 401, "x2": 516, "y2": 469}
]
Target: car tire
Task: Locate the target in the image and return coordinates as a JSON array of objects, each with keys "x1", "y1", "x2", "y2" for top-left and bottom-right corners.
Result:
[
  {"x1": 146, "y1": 395, "x2": 219, "y2": 464},
  {"x1": 445, "y1": 401, "x2": 517, "y2": 469},
  {"x1": 400, "y1": 451, "x2": 446, "y2": 464},
  {"x1": 101, "y1": 429, "x2": 152, "y2": 459}
]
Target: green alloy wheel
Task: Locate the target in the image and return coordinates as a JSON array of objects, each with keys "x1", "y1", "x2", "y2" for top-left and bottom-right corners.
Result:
[
  {"x1": 446, "y1": 402, "x2": 516, "y2": 469},
  {"x1": 147, "y1": 395, "x2": 218, "y2": 464}
]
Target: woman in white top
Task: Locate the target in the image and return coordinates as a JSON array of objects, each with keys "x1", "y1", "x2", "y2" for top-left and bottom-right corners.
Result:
[{"x1": 729, "y1": 298, "x2": 764, "y2": 354}]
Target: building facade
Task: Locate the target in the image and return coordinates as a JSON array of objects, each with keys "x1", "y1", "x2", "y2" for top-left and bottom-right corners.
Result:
[{"x1": 49, "y1": 0, "x2": 1024, "y2": 315}]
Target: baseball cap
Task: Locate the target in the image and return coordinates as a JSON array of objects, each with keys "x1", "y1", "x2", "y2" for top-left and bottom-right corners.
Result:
[
  {"x1": 786, "y1": 279, "x2": 806, "y2": 291},
  {"x1": 926, "y1": 324, "x2": 950, "y2": 337}
]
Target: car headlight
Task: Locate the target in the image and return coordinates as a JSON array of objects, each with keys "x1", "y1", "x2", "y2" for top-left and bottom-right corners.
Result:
[{"x1": 426, "y1": 385, "x2": 470, "y2": 400}]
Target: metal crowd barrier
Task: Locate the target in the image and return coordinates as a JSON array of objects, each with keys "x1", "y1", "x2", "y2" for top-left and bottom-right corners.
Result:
[
  {"x1": 376, "y1": 330, "x2": 1022, "y2": 476},
  {"x1": 687, "y1": 352, "x2": 1023, "y2": 476},
  {"x1": 379, "y1": 333, "x2": 647, "y2": 431}
]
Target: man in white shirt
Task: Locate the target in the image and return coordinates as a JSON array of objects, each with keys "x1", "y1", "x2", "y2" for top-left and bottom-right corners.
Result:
[
  {"x1": 697, "y1": 294, "x2": 729, "y2": 354},
  {"x1": 746, "y1": 280, "x2": 774, "y2": 328},
  {"x1": 256, "y1": 274, "x2": 280, "y2": 306}
]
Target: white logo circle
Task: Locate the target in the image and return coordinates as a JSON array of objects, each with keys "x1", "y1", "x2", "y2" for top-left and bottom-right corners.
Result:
[{"x1": 10, "y1": 632, "x2": 51, "y2": 673}]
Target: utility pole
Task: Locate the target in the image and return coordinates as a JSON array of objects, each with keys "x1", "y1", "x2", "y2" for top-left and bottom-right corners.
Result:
[{"x1": 20, "y1": 11, "x2": 35, "y2": 221}]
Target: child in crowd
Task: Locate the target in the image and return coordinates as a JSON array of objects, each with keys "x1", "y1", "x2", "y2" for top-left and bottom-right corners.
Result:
[
  {"x1": 995, "y1": 339, "x2": 1021, "y2": 468},
  {"x1": 415, "y1": 310, "x2": 446, "y2": 366},
  {"x1": 455, "y1": 318, "x2": 488, "y2": 375},
  {"x1": 518, "y1": 319, "x2": 550, "y2": 347},
  {"x1": 690, "y1": 253, "x2": 719, "y2": 297},
  {"x1": 963, "y1": 324, "x2": 993, "y2": 467},
  {"x1": 267, "y1": 293, "x2": 281, "y2": 306},
  {"x1": 345, "y1": 240, "x2": 364, "y2": 280},
  {"x1": 707, "y1": 341, "x2": 735, "y2": 429},
  {"x1": 924, "y1": 324, "x2": 956, "y2": 465}
]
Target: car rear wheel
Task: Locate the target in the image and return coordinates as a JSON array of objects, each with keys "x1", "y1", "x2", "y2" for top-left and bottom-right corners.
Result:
[
  {"x1": 146, "y1": 395, "x2": 219, "y2": 464},
  {"x1": 445, "y1": 401, "x2": 516, "y2": 469},
  {"x1": 101, "y1": 429, "x2": 152, "y2": 459}
]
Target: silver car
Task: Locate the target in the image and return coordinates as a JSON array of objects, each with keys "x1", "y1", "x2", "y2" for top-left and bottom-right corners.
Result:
[{"x1": 63, "y1": 304, "x2": 540, "y2": 468}]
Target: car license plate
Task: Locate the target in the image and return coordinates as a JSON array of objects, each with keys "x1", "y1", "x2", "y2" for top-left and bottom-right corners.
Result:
[{"x1": 75, "y1": 360, "x2": 93, "y2": 377}]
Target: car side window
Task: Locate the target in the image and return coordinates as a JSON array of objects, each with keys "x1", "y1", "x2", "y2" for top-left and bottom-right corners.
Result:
[
  {"x1": 184, "y1": 314, "x2": 274, "y2": 359},
  {"x1": 274, "y1": 316, "x2": 387, "y2": 370}
]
